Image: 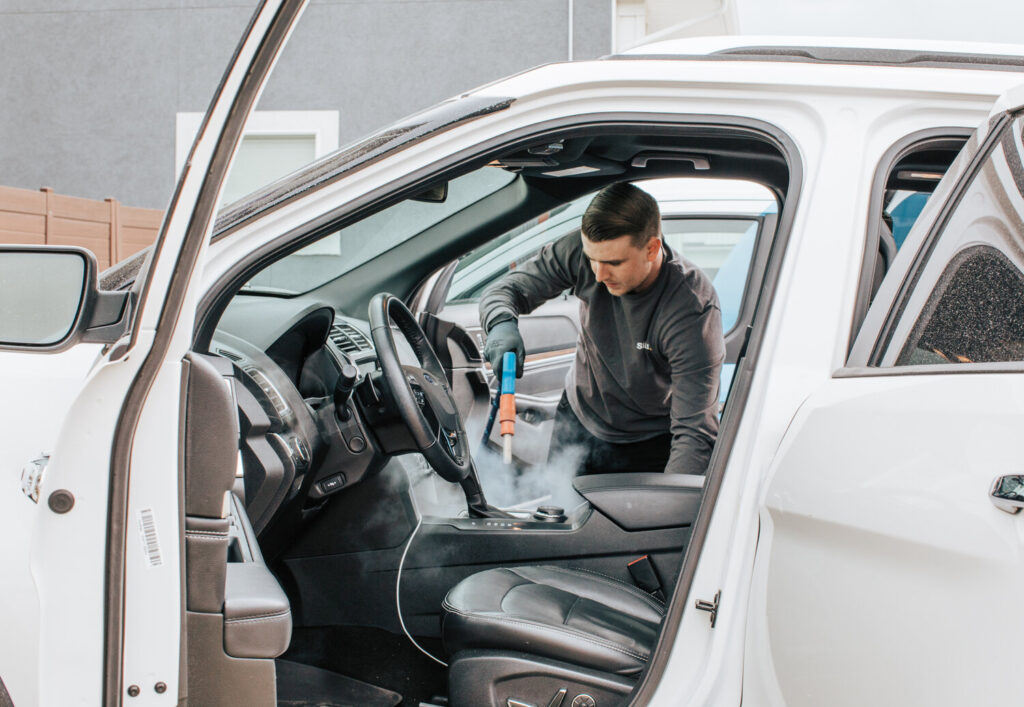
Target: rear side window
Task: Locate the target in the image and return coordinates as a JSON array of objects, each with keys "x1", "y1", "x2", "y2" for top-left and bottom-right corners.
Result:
[
  {"x1": 879, "y1": 116, "x2": 1024, "y2": 367},
  {"x1": 856, "y1": 135, "x2": 969, "y2": 340}
]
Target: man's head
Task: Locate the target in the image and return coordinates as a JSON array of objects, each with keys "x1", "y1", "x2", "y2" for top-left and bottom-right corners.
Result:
[{"x1": 580, "y1": 182, "x2": 663, "y2": 296}]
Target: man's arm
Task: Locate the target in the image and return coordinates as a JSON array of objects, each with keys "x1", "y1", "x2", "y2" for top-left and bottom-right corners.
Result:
[
  {"x1": 478, "y1": 232, "x2": 580, "y2": 333},
  {"x1": 662, "y1": 303, "x2": 725, "y2": 475}
]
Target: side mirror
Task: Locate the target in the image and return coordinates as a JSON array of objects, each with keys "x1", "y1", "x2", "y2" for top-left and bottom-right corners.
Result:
[{"x1": 0, "y1": 245, "x2": 132, "y2": 353}]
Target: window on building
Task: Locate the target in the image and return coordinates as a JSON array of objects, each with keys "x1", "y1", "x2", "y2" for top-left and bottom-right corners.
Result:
[{"x1": 175, "y1": 110, "x2": 339, "y2": 207}]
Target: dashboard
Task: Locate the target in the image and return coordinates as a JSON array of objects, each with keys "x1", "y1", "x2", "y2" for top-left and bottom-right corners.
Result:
[{"x1": 211, "y1": 294, "x2": 386, "y2": 538}]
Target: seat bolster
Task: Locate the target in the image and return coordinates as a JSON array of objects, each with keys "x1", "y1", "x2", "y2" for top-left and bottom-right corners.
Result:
[
  {"x1": 223, "y1": 563, "x2": 292, "y2": 659},
  {"x1": 442, "y1": 600, "x2": 650, "y2": 676},
  {"x1": 442, "y1": 566, "x2": 663, "y2": 676},
  {"x1": 512, "y1": 565, "x2": 665, "y2": 623}
]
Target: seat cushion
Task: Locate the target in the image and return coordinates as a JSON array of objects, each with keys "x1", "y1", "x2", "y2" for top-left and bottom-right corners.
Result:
[{"x1": 441, "y1": 566, "x2": 665, "y2": 676}]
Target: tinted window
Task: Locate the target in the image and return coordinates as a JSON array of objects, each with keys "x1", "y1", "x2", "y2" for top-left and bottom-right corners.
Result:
[{"x1": 889, "y1": 117, "x2": 1024, "y2": 367}]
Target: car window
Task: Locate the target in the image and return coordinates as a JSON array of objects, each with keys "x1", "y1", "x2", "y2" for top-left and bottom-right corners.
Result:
[
  {"x1": 884, "y1": 190, "x2": 930, "y2": 249},
  {"x1": 243, "y1": 167, "x2": 515, "y2": 295},
  {"x1": 662, "y1": 217, "x2": 760, "y2": 332},
  {"x1": 446, "y1": 177, "x2": 774, "y2": 335},
  {"x1": 847, "y1": 133, "x2": 972, "y2": 356},
  {"x1": 882, "y1": 115, "x2": 1024, "y2": 367}
]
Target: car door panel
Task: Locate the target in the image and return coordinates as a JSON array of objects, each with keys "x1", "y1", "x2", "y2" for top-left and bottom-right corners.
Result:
[
  {"x1": 744, "y1": 374, "x2": 1024, "y2": 706},
  {"x1": 745, "y1": 106, "x2": 1024, "y2": 706}
]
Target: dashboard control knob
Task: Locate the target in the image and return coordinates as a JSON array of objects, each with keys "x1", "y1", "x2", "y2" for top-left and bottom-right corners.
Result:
[
  {"x1": 533, "y1": 505, "x2": 566, "y2": 522},
  {"x1": 348, "y1": 436, "x2": 366, "y2": 453}
]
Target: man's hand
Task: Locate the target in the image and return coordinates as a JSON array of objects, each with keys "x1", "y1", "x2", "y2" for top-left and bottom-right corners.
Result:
[{"x1": 484, "y1": 320, "x2": 526, "y2": 378}]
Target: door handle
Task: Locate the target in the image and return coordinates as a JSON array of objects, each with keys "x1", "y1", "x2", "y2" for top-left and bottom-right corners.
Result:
[{"x1": 990, "y1": 476, "x2": 1024, "y2": 514}]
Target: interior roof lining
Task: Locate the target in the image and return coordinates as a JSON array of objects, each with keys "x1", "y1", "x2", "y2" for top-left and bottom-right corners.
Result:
[{"x1": 309, "y1": 126, "x2": 789, "y2": 313}]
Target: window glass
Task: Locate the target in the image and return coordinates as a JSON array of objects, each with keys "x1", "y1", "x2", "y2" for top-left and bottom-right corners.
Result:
[
  {"x1": 244, "y1": 167, "x2": 515, "y2": 295},
  {"x1": 889, "y1": 117, "x2": 1024, "y2": 367},
  {"x1": 884, "y1": 190, "x2": 930, "y2": 249},
  {"x1": 663, "y1": 217, "x2": 759, "y2": 332},
  {"x1": 447, "y1": 177, "x2": 774, "y2": 335}
]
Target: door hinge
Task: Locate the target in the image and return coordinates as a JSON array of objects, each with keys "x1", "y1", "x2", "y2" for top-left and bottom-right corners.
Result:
[{"x1": 695, "y1": 590, "x2": 721, "y2": 628}]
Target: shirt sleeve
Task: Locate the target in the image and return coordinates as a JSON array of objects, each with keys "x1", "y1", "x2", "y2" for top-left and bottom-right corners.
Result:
[
  {"x1": 660, "y1": 302, "x2": 725, "y2": 475},
  {"x1": 478, "y1": 231, "x2": 581, "y2": 332}
]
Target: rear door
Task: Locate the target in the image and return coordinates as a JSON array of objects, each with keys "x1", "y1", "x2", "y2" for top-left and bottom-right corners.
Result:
[{"x1": 743, "y1": 100, "x2": 1024, "y2": 706}]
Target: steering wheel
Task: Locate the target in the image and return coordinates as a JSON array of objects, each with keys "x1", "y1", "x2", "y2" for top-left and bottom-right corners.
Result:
[{"x1": 368, "y1": 293, "x2": 472, "y2": 483}]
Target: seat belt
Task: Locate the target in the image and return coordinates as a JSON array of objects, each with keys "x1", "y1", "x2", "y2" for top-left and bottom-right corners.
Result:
[{"x1": 627, "y1": 555, "x2": 665, "y2": 602}]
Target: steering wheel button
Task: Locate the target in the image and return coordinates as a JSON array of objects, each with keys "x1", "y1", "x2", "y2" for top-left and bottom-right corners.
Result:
[{"x1": 348, "y1": 436, "x2": 366, "y2": 453}]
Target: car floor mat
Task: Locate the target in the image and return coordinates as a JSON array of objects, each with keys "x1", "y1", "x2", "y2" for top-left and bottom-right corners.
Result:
[{"x1": 276, "y1": 659, "x2": 402, "y2": 707}]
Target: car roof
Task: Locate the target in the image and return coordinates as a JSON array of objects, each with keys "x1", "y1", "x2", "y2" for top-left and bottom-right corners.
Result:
[
  {"x1": 209, "y1": 39, "x2": 1024, "y2": 242},
  {"x1": 618, "y1": 35, "x2": 1024, "y2": 72}
]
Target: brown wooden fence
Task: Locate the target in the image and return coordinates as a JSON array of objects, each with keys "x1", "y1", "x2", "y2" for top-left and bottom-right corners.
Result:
[{"x1": 0, "y1": 185, "x2": 163, "y2": 270}]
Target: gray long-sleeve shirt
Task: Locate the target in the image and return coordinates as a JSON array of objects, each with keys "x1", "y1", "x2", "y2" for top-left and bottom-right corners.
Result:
[{"x1": 480, "y1": 232, "x2": 724, "y2": 475}]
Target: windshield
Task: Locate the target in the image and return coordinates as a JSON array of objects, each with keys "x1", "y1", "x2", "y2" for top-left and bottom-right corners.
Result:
[{"x1": 242, "y1": 167, "x2": 515, "y2": 295}]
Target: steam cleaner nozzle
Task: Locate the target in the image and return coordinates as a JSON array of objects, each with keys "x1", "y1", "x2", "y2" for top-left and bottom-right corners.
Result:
[{"x1": 499, "y1": 352, "x2": 516, "y2": 464}]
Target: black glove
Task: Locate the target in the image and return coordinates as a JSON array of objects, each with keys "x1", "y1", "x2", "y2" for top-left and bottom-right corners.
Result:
[{"x1": 484, "y1": 320, "x2": 525, "y2": 379}]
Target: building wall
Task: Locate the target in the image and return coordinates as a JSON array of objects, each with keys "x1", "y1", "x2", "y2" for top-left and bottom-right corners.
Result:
[{"x1": 0, "y1": 0, "x2": 611, "y2": 210}]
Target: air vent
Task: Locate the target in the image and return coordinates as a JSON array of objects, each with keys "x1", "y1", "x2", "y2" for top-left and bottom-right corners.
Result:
[
  {"x1": 216, "y1": 348, "x2": 242, "y2": 362},
  {"x1": 330, "y1": 322, "x2": 373, "y2": 355},
  {"x1": 243, "y1": 366, "x2": 290, "y2": 419}
]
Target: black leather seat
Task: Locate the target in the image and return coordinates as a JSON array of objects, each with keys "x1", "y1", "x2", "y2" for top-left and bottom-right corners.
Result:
[{"x1": 441, "y1": 565, "x2": 665, "y2": 676}]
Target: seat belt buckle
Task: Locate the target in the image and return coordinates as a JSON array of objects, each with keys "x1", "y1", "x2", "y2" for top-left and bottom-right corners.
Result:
[{"x1": 627, "y1": 555, "x2": 665, "y2": 602}]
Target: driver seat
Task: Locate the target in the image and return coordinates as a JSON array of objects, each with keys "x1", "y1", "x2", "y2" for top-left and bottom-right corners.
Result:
[{"x1": 441, "y1": 565, "x2": 664, "y2": 705}]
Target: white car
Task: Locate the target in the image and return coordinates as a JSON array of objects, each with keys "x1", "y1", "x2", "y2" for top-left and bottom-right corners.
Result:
[{"x1": 4, "y1": 3, "x2": 1024, "y2": 705}]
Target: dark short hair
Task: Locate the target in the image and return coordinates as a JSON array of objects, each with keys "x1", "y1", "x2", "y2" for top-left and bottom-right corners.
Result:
[{"x1": 581, "y1": 182, "x2": 661, "y2": 248}]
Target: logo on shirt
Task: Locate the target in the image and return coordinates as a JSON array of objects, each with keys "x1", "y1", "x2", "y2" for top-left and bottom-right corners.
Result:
[{"x1": 636, "y1": 341, "x2": 652, "y2": 351}]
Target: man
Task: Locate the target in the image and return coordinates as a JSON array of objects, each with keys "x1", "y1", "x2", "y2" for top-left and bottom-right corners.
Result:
[{"x1": 479, "y1": 182, "x2": 724, "y2": 476}]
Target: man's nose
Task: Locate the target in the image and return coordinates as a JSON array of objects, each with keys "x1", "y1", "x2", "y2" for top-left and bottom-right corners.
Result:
[{"x1": 593, "y1": 262, "x2": 608, "y2": 281}]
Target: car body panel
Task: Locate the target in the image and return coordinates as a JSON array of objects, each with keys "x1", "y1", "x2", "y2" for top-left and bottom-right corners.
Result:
[{"x1": 745, "y1": 373, "x2": 1024, "y2": 706}]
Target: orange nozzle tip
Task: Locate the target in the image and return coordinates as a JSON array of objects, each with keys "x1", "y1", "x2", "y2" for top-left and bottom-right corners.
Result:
[{"x1": 500, "y1": 421, "x2": 515, "y2": 435}]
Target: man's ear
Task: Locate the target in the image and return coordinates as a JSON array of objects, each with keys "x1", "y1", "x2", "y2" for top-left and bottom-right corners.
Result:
[{"x1": 646, "y1": 236, "x2": 662, "y2": 261}]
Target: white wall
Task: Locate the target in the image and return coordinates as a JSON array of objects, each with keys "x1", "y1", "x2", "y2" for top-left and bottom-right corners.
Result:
[{"x1": 736, "y1": 0, "x2": 1024, "y2": 43}]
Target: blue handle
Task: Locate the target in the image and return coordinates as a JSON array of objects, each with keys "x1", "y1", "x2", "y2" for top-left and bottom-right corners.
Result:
[{"x1": 500, "y1": 352, "x2": 516, "y2": 395}]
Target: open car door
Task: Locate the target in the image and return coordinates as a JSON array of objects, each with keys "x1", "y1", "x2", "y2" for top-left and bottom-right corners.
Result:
[
  {"x1": 742, "y1": 88, "x2": 1024, "y2": 706},
  {"x1": 0, "y1": 2, "x2": 308, "y2": 704}
]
